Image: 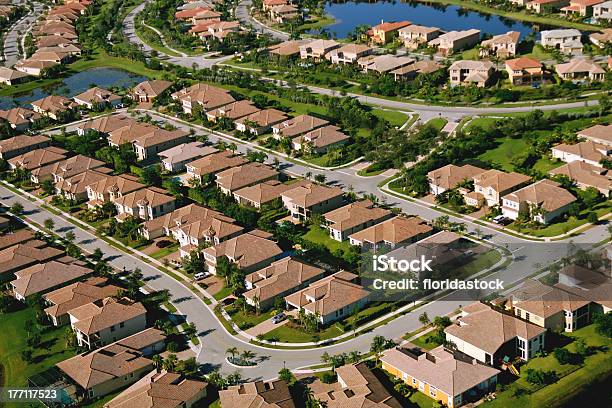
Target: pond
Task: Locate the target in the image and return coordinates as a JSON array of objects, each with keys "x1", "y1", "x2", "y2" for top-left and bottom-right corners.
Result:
[
  {"x1": 0, "y1": 67, "x2": 147, "y2": 110},
  {"x1": 314, "y1": 0, "x2": 539, "y2": 39}
]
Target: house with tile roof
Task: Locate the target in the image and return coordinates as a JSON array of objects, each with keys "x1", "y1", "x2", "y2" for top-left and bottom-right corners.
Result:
[
  {"x1": 234, "y1": 108, "x2": 288, "y2": 135},
  {"x1": 501, "y1": 179, "x2": 577, "y2": 224},
  {"x1": 552, "y1": 140, "x2": 610, "y2": 166},
  {"x1": 104, "y1": 370, "x2": 207, "y2": 408},
  {"x1": 369, "y1": 20, "x2": 412, "y2": 44},
  {"x1": 323, "y1": 200, "x2": 394, "y2": 242},
  {"x1": 0, "y1": 229, "x2": 35, "y2": 251},
  {"x1": 8, "y1": 147, "x2": 68, "y2": 172},
  {"x1": 114, "y1": 187, "x2": 177, "y2": 222},
  {"x1": 445, "y1": 302, "x2": 546, "y2": 364},
  {"x1": 326, "y1": 43, "x2": 373, "y2": 64},
  {"x1": 550, "y1": 160, "x2": 612, "y2": 196},
  {"x1": 348, "y1": 216, "x2": 434, "y2": 250},
  {"x1": 43, "y1": 277, "x2": 120, "y2": 326},
  {"x1": 270, "y1": 4, "x2": 300, "y2": 23},
  {"x1": 479, "y1": 31, "x2": 520, "y2": 58},
  {"x1": 527, "y1": 0, "x2": 571, "y2": 13},
  {"x1": 185, "y1": 150, "x2": 248, "y2": 183},
  {"x1": 577, "y1": 124, "x2": 612, "y2": 147},
  {"x1": 233, "y1": 179, "x2": 309, "y2": 209},
  {"x1": 141, "y1": 204, "x2": 243, "y2": 257},
  {"x1": 449, "y1": 60, "x2": 495, "y2": 87},
  {"x1": 171, "y1": 83, "x2": 235, "y2": 114},
  {"x1": 428, "y1": 29, "x2": 481, "y2": 56},
  {"x1": 86, "y1": 174, "x2": 146, "y2": 208},
  {"x1": 10, "y1": 259, "x2": 93, "y2": 301},
  {"x1": 0, "y1": 241, "x2": 64, "y2": 284},
  {"x1": 268, "y1": 39, "x2": 311, "y2": 58},
  {"x1": 398, "y1": 25, "x2": 441, "y2": 49},
  {"x1": 593, "y1": 0, "x2": 612, "y2": 20},
  {"x1": 205, "y1": 100, "x2": 260, "y2": 123},
  {"x1": 472, "y1": 169, "x2": 531, "y2": 207},
  {"x1": 561, "y1": 0, "x2": 604, "y2": 16},
  {"x1": 0, "y1": 135, "x2": 50, "y2": 160},
  {"x1": 299, "y1": 39, "x2": 340, "y2": 60},
  {"x1": 69, "y1": 297, "x2": 147, "y2": 349},
  {"x1": 77, "y1": 114, "x2": 137, "y2": 136},
  {"x1": 540, "y1": 29, "x2": 583, "y2": 54},
  {"x1": 219, "y1": 379, "x2": 296, "y2": 408},
  {"x1": 202, "y1": 232, "x2": 283, "y2": 274},
  {"x1": 311, "y1": 362, "x2": 404, "y2": 407},
  {"x1": 590, "y1": 28, "x2": 612, "y2": 47},
  {"x1": 281, "y1": 182, "x2": 345, "y2": 221},
  {"x1": 272, "y1": 114, "x2": 329, "y2": 139},
  {"x1": 132, "y1": 80, "x2": 173, "y2": 103},
  {"x1": 392, "y1": 60, "x2": 443, "y2": 81},
  {"x1": 505, "y1": 278, "x2": 591, "y2": 332},
  {"x1": 358, "y1": 54, "x2": 415, "y2": 74},
  {"x1": 30, "y1": 95, "x2": 77, "y2": 120},
  {"x1": 55, "y1": 168, "x2": 114, "y2": 202},
  {"x1": 381, "y1": 346, "x2": 499, "y2": 407},
  {"x1": 292, "y1": 125, "x2": 350, "y2": 154},
  {"x1": 215, "y1": 162, "x2": 279, "y2": 194},
  {"x1": 0, "y1": 66, "x2": 30, "y2": 85},
  {"x1": 159, "y1": 142, "x2": 217, "y2": 172},
  {"x1": 110, "y1": 124, "x2": 191, "y2": 162},
  {"x1": 505, "y1": 57, "x2": 543, "y2": 86},
  {"x1": 47, "y1": 154, "x2": 107, "y2": 184},
  {"x1": 56, "y1": 329, "x2": 165, "y2": 399},
  {"x1": 0, "y1": 107, "x2": 42, "y2": 132},
  {"x1": 284, "y1": 271, "x2": 370, "y2": 324},
  {"x1": 555, "y1": 58, "x2": 606, "y2": 82},
  {"x1": 427, "y1": 164, "x2": 487, "y2": 196},
  {"x1": 73, "y1": 87, "x2": 122, "y2": 109},
  {"x1": 244, "y1": 257, "x2": 326, "y2": 310}
]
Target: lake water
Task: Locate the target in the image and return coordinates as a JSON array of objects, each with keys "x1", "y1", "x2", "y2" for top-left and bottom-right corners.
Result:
[
  {"x1": 0, "y1": 67, "x2": 146, "y2": 110},
  {"x1": 315, "y1": 0, "x2": 538, "y2": 39}
]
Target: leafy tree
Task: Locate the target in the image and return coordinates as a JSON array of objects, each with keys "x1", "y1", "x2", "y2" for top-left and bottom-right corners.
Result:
[
  {"x1": 140, "y1": 165, "x2": 162, "y2": 186},
  {"x1": 278, "y1": 368, "x2": 297, "y2": 385},
  {"x1": 44, "y1": 218, "x2": 55, "y2": 231},
  {"x1": 594, "y1": 312, "x2": 612, "y2": 338},
  {"x1": 10, "y1": 202, "x2": 23, "y2": 215}
]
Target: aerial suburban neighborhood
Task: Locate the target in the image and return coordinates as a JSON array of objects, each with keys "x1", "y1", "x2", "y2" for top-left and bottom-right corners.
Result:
[{"x1": 0, "y1": 0, "x2": 610, "y2": 407}]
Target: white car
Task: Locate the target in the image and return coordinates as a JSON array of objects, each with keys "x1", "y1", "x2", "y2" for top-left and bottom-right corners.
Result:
[
  {"x1": 194, "y1": 272, "x2": 208, "y2": 280},
  {"x1": 271, "y1": 313, "x2": 286, "y2": 324}
]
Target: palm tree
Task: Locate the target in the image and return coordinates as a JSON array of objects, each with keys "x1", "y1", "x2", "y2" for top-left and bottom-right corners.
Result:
[
  {"x1": 152, "y1": 355, "x2": 164, "y2": 371},
  {"x1": 241, "y1": 350, "x2": 255, "y2": 364},
  {"x1": 44, "y1": 218, "x2": 55, "y2": 231},
  {"x1": 226, "y1": 347, "x2": 238, "y2": 362},
  {"x1": 418, "y1": 312, "x2": 430, "y2": 326},
  {"x1": 163, "y1": 354, "x2": 178, "y2": 371}
]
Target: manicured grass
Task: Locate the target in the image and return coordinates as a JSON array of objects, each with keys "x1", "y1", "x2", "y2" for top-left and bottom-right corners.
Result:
[
  {"x1": 460, "y1": 47, "x2": 479, "y2": 60},
  {"x1": 150, "y1": 242, "x2": 180, "y2": 260},
  {"x1": 303, "y1": 225, "x2": 353, "y2": 254},
  {"x1": 68, "y1": 50, "x2": 163, "y2": 79},
  {"x1": 262, "y1": 323, "x2": 344, "y2": 343},
  {"x1": 409, "y1": 388, "x2": 437, "y2": 408},
  {"x1": 226, "y1": 306, "x2": 275, "y2": 330},
  {"x1": 522, "y1": 44, "x2": 554, "y2": 61},
  {"x1": 464, "y1": 116, "x2": 501, "y2": 132},
  {"x1": 426, "y1": 117, "x2": 448, "y2": 133},
  {"x1": 372, "y1": 109, "x2": 410, "y2": 128},
  {"x1": 212, "y1": 284, "x2": 233, "y2": 301},
  {"x1": 0, "y1": 307, "x2": 77, "y2": 404},
  {"x1": 296, "y1": 15, "x2": 335, "y2": 33},
  {"x1": 135, "y1": 22, "x2": 181, "y2": 57},
  {"x1": 532, "y1": 156, "x2": 563, "y2": 173},
  {"x1": 408, "y1": 330, "x2": 441, "y2": 351},
  {"x1": 484, "y1": 324, "x2": 612, "y2": 407},
  {"x1": 477, "y1": 137, "x2": 529, "y2": 172},
  {"x1": 453, "y1": 249, "x2": 502, "y2": 279}
]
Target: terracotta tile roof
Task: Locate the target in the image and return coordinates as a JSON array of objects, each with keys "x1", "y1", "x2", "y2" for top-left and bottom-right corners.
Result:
[
  {"x1": 133, "y1": 80, "x2": 172, "y2": 97},
  {"x1": 74, "y1": 87, "x2": 121, "y2": 105},
  {"x1": 8, "y1": 147, "x2": 67, "y2": 170},
  {"x1": 372, "y1": 20, "x2": 411, "y2": 32},
  {"x1": 280, "y1": 182, "x2": 344, "y2": 208},
  {"x1": 159, "y1": 142, "x2": 217, "y2": 165},
  {"x1": 444, "y1": 302, "x2": 546, "y2": 354},
  {"x1": 81, "y1": 115, "x2": 136, "y2": 134},
  {"x1": 104, "y1": 370, "x2": 207, "y2": 408},
  {"x1": 109, "y1": 124, "x2": 189, "y2": 149},
  {"x1": 381, "y1": 346, "x2": 500, "y2": 398},
  {"x1": 268, "y1": 40, "x2": 312, "y2": 56},
  {"x1": 0, "y1": 242, "x2": 63, "y2": 278},
  {"x1": 473, "y1": 169, "x2": 531, "y2": 192},
  {"x1": 294, "y1": 125, "x2": 350, "y2": 149},
  {"x1": 69, "y1": 297, "x2": 146, "y2": 335},
  {"x1": 202, "y1": 232, "x2": 283, "y2": 270},
  {"x1": 37, "y1": 35, "x2": 76, "y2": 47},
  {"x1": 15, "y1": 58, "x2": 58, "y2": 71},
  {"x1": 358, "y1": 54, "x2": 415, "y2": 73},
  {"x1": 556, "y1": 58, "x2": 605, "y2": 75},
  {"x1": 51, "y1": 154, "x2": 106, "y2": 180},
  {"x1": 56, "y1": 168, "x2": 113, "y2": 196},
  {"x1": 0, "y1": 107, "x2": 41, "y2": 127},
  {"x1": 481, "y1": 31, "x2": 520, "y2": 47},
  {"x1": 175, "y1": 7, "x2": 211, "y2": 19},
  {"x1": 86, "y1": 174, "x2": 145, "y2": 196},
  {"x1": 509, "y1": 278, "x2": 590, "y2": 318},
  {"x1": 505, "y1": 57, "x2": 542, "y2": 70},
  {"x1": 207, "y1": 100, "x2": 260, "y2": 121},
  {"x1": 233, "y1": 180, "x2": 309, "y2": 206},
  {"x1": 186, "y1": 150, "x2": 247, "y2": 176},
  {"x1": 171, "y1": 83, "x2": 235, "y2": 110},
  {"x1": 348, "y1": 216, "x2": 433, "y2": 246},
  {"x1": 219, "y1": 380, "x2": 296, "y2": 408},
  {"x1": 550, "y1": 161, "x2": 612, "y2": 193},
  {"x1": 272, "y1": 114, "x2": 329, "y2": 137},
  {"x1": 552, "y1": 140, "x2": 610, "y2": 163},
  {"x1": 324, "y1": 200, "x2": 392, "y2": 232},
  {"x1": 215, "y1": 162, "x2": 279, "y2": 191},
  {"x1": 114, "y1": 187, "x2": 175, "y2": 209},
  {"x1": 0, "y1": 67, "x2": 30, "y2": 82},
  {"x1": 11, "y1": 260, "x2": 93, "y2": 298},
  {"x1": 234, "y1": 108, "x2": 288, "y2": 128},
  {"x1": 399, "y1": 25, "x2": 440, "y2": 35},
  {"x1": 43, "y1": 278, "x2": 120, "y2": 318},
  {"x1": 502, "y1": 179, "x2": 577, "y2": 212},
  {"x1": 0, "y1": 135, "x2": 50, "y2": 156},
  {"x1": 244, "y1": 257, "x2": 326, "y2": 303},
  {"x1": 577, "y1": 124, "x2": 612, "y2": 145},
  {"x1": 31, "y1": 95, "x2": 77, "y2": 114},
  {"x1": 0, "y1": 230, "x2": 34, "y2": 250},
  {"x1": 427, "y1": 164, "x2": 487, "y2": 190},
  {"x1": 284, "y1": 271, "x2": 369, "y2": 317}
]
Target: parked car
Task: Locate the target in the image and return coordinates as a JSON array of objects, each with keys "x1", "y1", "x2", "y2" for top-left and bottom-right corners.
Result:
[
  {"x1": 272, "y1": 313, "x2": 286, "y2": 324},
  {"x1": 194, "y1": 272, "x2": 209, "y2": 280}
]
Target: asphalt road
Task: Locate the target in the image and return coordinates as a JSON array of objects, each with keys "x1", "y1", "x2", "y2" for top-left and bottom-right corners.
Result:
[
  {"x1": 235, "y1": 0, "x2": 290, "y2": 41},
  {"x1": 2, "y1": 1, "x2": 46, "y2": 67}
]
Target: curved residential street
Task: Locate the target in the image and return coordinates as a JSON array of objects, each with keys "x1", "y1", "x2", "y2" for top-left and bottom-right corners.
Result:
[
  {"x1": 236, "y1": 0, "x2": 290, "y2": 41},
  {"x1": 3, "y1": 112, "x2": 607, "y2": 380},
  {"x1": 2, "y1": 1, "x2": 46, "y2": 67}
]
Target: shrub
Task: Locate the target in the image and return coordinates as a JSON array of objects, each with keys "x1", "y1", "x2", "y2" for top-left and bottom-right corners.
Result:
[{"x1": 320, "y1": 372, "x2": 336, "y2": 384}]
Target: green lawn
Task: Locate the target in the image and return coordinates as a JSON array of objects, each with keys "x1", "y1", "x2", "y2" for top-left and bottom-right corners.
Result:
[
  {"x1": 295, "y1": 15, "x2": 335, "y2": 33},
  {"x1": 465, "y1": 117, "x2": 501, "y2": 132},
  {"x1": 0, "y1": 307, "x2": 77, "y2": 406},
  {"x1": 372, "y1": 109, "x2": 410, "y2": 128},
  {"x1": 453, "y1": 249, "x2": 502, "y2": 279},
  {"x1": 262, "y1": 323, "x2": 344, "y2": 343},
  {"x1": 150, "y1": 242, "x2": 180, "y2": 260},
  {"x1": 522, "y1": 44, "x2": 555, "y2": 61},
  {"x1": 226, "y1": 306, "x2": 275, "y2": 330},
  {"x1": 212, "y1": 284, "x2": 234, "y2": 301},
  {"x1": 484, "y1": 324, "x2": 612, "y2": 407},
  {"x1": 426, "y1": 117, "x2": 448, "y2": 132},
  {"x1": 303, "y1": 225, "x2": 353, "y2": 254},
  {"x1": 477, "y1": 137, "x2": 529, "y2": 172},
  {"x1": 409, "y1": 330, "x2": 441, "y2": 351},
  {"x1": 460, "y1": 47, "x2": 479, "y2": 60}
]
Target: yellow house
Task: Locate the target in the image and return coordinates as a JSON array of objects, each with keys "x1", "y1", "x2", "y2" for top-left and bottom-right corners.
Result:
[
  {"x1": 369, "y1": 20, "x2": 412, "y2": 44},
  {"x1": 381, "y1": 345, "x2": 499, "y2": 407}
]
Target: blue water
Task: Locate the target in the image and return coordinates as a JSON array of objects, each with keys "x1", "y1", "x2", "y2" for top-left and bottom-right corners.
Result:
[
  {"x1": 0, "y1": 67, "x2": 146, "y2": 110},
  {"x1": 315, "y1": 1, "x2": 537, "y2": 38}
]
